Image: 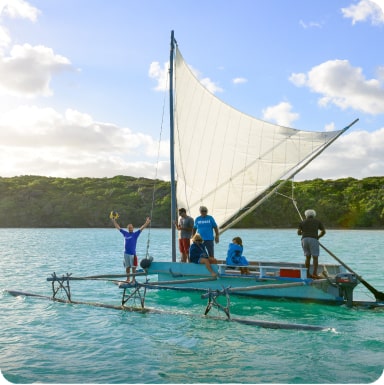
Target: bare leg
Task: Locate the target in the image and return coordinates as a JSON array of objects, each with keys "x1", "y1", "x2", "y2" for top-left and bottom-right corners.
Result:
[
  {"x1": 312, "y1": 256, "x2": 319, "y2": 277},
  {"x1": 132, "y1": 266, "x2": 137, "y2": 282},
  {"x1": 126, "y1": 267, "x2": 130, "y2": 282},
  {"x1": 208, "y1": 257, "x2": 218, "y2": 264},
  {"x1": 200, "y1": 259, "x2": 217, "y2": 277},
  {"x1": 305, "y1": 255, "x2": 311, "y2": 277}
]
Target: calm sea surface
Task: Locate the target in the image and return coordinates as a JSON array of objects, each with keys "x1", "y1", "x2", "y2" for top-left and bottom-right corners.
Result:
[{"x1": 1, "y1": 228, "x2": 383, "y2": 384}]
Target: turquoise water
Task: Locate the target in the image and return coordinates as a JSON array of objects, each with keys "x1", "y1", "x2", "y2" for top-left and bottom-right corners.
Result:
[{"x1": 1, "y1": 228, "x2": 383, "y2": 384}]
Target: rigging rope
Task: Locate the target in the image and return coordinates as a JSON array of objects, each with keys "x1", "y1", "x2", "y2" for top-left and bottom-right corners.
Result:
[
  {"x1": 275, "y1": 178, "x2": 304, "y2": 221},
  {"x1": 144, "y1": 71, "x2": 170, "y2": 259}
]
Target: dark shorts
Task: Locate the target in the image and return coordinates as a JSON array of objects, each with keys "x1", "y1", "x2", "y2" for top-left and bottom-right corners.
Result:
[
  {"x1": 190, "y1": 254, "x2": 209, "y2": 264},
  {"x1": 203, "y1": 240, "x2": 214, "y2": 257}
]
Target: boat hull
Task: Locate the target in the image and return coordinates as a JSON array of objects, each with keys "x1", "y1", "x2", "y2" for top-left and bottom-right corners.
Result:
[{"x1": 144, "y1": 261, "x2": 349, "y2": 304}]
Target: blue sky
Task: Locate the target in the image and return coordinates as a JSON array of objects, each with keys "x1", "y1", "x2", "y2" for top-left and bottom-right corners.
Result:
[{"x1": 0, "y1": 0, "x2": 383, "y2": 181}]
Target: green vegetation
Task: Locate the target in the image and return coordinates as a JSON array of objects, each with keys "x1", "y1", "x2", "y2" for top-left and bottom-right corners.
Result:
[
  {"x1": 0, "y1": 175, "x2": 383, "y2": 228},
  {"x1": 0, "y1": 175, "x2": 169, "y2": 228}
]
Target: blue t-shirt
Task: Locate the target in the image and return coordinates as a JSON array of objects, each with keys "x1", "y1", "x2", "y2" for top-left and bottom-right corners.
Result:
[
  {"x1": 193, "y1": 215, "x2": 217, "y2": 241},
  {"x1": 119, "y1": 229, "x2": 141, "y2": 254}
]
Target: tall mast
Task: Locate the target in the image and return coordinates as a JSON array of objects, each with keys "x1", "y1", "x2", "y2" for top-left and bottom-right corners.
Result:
[{"x1": 169, "y1": 30, "x2": 177, "y2": 262}]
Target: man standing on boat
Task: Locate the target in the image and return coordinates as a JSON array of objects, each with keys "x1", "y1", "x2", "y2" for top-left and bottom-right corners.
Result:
[
  {"x1": 297, "y1": 209, "x2": 326, "y2": 279},
  {"x1": 112, "y1": 216, "x2": 151, "y2": 282},
  {"x1": 192, "y1": 206, "x2": 219, "y2": 258},
  {"x1": 175, "y1": 208, "x2": 194, "y2": 262}
]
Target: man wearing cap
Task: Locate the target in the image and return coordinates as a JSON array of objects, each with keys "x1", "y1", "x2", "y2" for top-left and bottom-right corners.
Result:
[
  {"x1": 192, "y1": 206, "x2": 219, "y2": 258},
  {"x1": 175, "y1": 208, "x2": 194, "y2": 262}
]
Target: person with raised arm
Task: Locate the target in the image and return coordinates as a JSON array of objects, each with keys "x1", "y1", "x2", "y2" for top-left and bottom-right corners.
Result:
[{"x1": 112, "y1": 214, "x2": 151, "y2": 282}]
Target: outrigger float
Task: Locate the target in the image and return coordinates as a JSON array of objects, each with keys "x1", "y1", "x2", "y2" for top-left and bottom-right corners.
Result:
[
  {"x1": 1, "y1": 271, "x2": 344, "y2": 332},
  {"x1": 6, "y1": 257, "x2": 383, "y2": 334}
]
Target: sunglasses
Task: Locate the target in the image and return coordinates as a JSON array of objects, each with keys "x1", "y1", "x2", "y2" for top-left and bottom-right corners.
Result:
[{"x1": 200, "y1": 210, "x2": 207, "y2": 213}]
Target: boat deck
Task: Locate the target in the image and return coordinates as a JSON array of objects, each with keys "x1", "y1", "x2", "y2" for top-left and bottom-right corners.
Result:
[{"x1": 213, "y1": 260, "x2": 344, "y2": 279}]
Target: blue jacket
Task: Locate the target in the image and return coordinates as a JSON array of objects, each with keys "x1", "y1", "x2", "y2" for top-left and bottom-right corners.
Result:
[
  {"x1": 189, "y1": 242, "x2": 209, "y2": 264},
  {"x1": 226, "y1": 243, "x2": 249, "y2": 266}
]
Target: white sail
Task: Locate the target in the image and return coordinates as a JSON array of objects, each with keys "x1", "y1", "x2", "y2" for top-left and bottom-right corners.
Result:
[{"x1": 173, "y1": 46, "x2": 345, "y2": 230}]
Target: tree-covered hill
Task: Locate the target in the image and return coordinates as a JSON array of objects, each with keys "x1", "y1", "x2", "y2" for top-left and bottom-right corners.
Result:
[
  {"x1": 0, "y1": 175, "x2": 383, "y2": 228},
  {"x1": 0, "y1": 175, "x2": 170, "y2": 228}
]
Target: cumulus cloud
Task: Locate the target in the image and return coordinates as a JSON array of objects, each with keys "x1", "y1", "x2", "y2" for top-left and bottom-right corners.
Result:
[
  {"x1": 0, "y1": 25, "x2": 10, "y2": 50},
  {"x1": 298, "y1": 127, "x2": 384, "y2": 180},
  {"x1": 0, "y1": 43, "x2": 73, "y2": 97},
  {"x1": 0, "y1": 0, "x2": 40, "y2": 22},
  {"x1": 262, "y1": 101, "x2": 299, "y2": 126},
  {"x1": 289, "y1": 59, "x2": 384, "y2": 115},
  {"x1": 0, "y1": 1, "x2": 74, "y2": 97},
  {"x1": 0, "y1": 105, "x2": 169, "y2": 179},
  {"x1": 148, "y1": 61, "x2": 168, "y2": 91},
  {"x1": 341, "y1": 0, "x2": 384, "y2": 25},
  {"x1": 0, "y1": 0, "x2": 40, "y2": 53},
  {"x1": 1, "y1": 103, "x2": 381, "y2": 181}
]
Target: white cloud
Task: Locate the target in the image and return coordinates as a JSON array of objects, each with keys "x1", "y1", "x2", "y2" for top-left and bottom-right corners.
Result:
[
  {"x1": 232, "y1": 77, "x2": 248, "y2": 85},
  {"x1": 297, "y1": 127, "x2": 384, "y2": 180},
  {"x1": 289, "y1": 72, "x2": 306, "y2": 87},
  {"x1": 0, "y1": 43, "x2": 73, "y2": 97},
  {"x1": 0, "y1": 105, "x2": 169, "y2": 179},
  {"x1": 289, "y1": 59, "x2": 384, "y2": 115},
  {"x1": 148, "y1": 61, "x2": 168, "y2": 91},
  {"x1": 0, "y1": 0, "x2": 40, "y2": 22},
  {"x1": 371, "y1": 0, "x2": 384, "y2": 14},
  {"x1": 341, "y1": 0, "x2": 384, "y2": 25},
  {"x1": 0, "y1": 0, "x2": 40, "y2": 53},
  {"x1": 0, "y1": 25, "x2": 10, "y2": 51},
  {"x1": 1, "y1": 104, "x2": 382, "y2": 182},
  {"x1": 262, "y1": 101, "x2": 299, "y2": 126}
]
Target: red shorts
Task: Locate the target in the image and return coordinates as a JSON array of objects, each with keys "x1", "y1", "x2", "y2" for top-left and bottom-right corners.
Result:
[{"x1": 179, "y1": 238, "x2": 191, "y2": 254}]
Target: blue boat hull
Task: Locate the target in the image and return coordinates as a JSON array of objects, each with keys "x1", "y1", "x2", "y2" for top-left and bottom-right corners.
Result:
[{"x1": 145, "y1": 261, "x2": 348, "y2": 304}]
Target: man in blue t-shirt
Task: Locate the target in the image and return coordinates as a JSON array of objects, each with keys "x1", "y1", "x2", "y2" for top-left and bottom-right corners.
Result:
[
  {"x1": 112, "y1": 216, "x2": 151, "y2": 282},
  {"x1": 192, "y1": 206, "x2": 219, "y2": 258}
]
